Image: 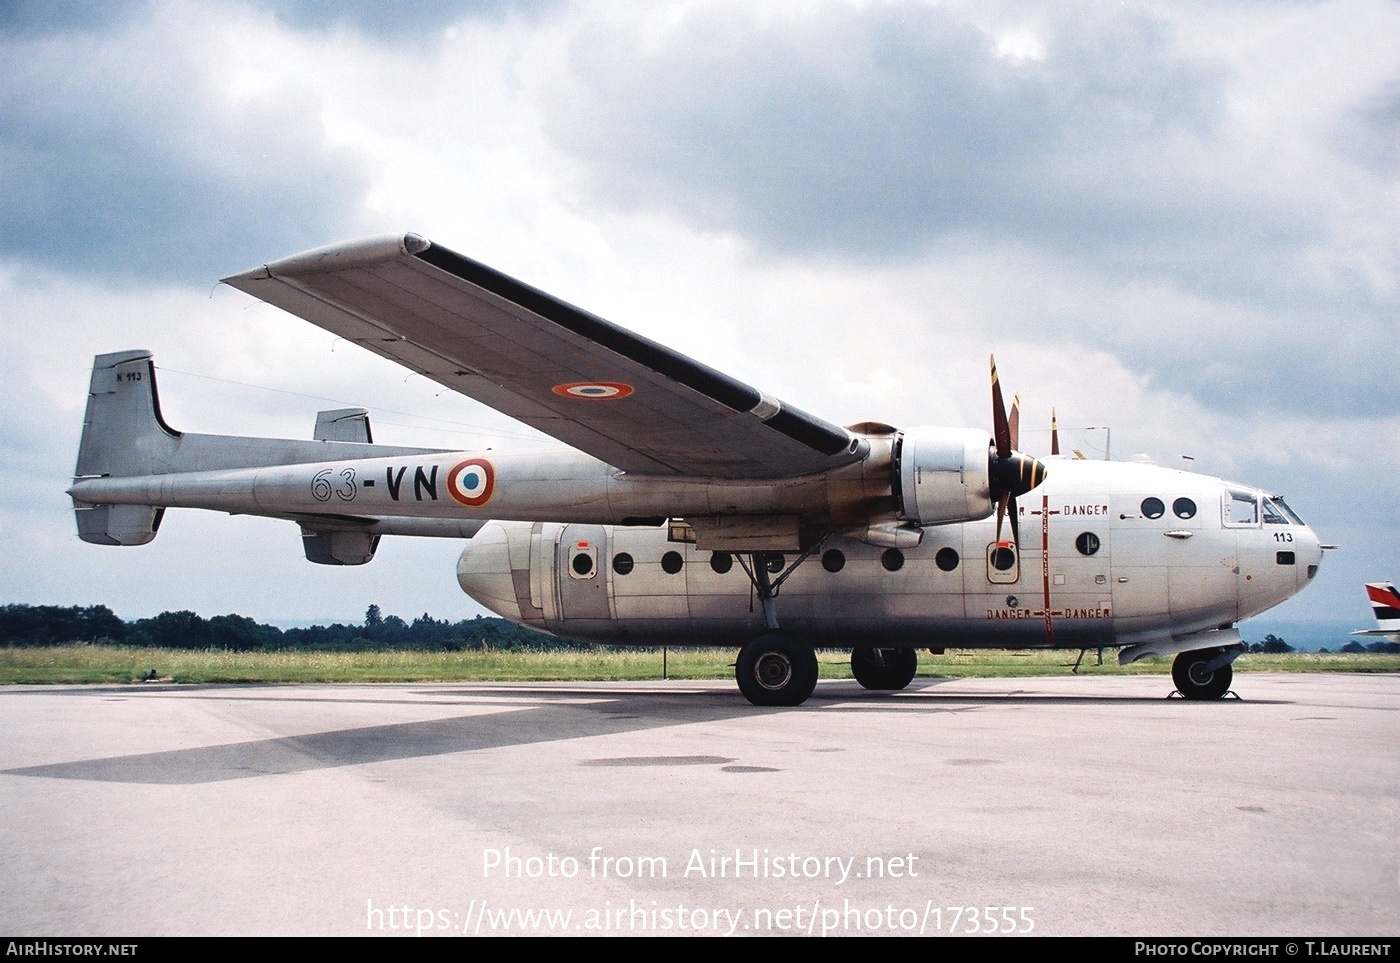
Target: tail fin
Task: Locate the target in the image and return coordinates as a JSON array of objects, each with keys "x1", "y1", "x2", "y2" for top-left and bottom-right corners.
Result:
[
  {"x1": 72, "y1": 351, "x2": 180, "y2": 545},
  {"x1": 1365, "y1": 582, "x2": 1400, "y2": 632}
]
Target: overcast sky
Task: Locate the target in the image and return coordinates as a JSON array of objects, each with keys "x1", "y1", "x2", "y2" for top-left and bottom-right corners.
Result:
[{"x1": 1, "y1": 0, "x2": 1395, "y2": 636}]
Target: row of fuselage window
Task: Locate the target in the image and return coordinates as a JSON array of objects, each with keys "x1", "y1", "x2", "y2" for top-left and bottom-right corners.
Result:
[{"x1": 608, "y1": 545, "x2": 978, "y2": 578}]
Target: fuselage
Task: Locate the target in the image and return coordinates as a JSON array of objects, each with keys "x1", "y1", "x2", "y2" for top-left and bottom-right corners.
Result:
[{"x1": 457, "y1": 458, "x2": 1322, "y2": 650}]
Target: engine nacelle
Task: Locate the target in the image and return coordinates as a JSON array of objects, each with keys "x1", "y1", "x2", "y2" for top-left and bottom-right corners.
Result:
[{"x1": 894, "y1": 426, "x2": 994, "y2": 526}]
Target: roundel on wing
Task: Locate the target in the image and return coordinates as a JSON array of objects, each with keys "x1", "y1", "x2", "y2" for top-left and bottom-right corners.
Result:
[
  {"x1": 551, "y1": 381, "x2": 635, "y2": 400},
  {"x1": 446, "y1": 458, "x2": 496, "y2": 507}
]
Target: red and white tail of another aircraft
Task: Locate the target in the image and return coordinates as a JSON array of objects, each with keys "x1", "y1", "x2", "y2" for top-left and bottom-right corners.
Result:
[{"x1": 1352, "y1": 582, "x2": 1400, "y2": 638}]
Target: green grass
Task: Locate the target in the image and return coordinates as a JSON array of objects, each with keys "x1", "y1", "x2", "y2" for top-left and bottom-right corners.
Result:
[{"x1": 1, "y1": 645, "x2": 1396, "y2": 686}]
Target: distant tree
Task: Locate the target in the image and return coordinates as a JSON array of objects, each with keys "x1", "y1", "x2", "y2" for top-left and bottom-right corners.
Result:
[
  {"x1": 1254, "y1": 632, "x2": 1293, "y2": 655},
  {"x1": 1341, "y1": 641, "x2": 1367, "y2": 654},
  {"x1": 132, "y1": 610, "x2": 210, "y2": 649},
  {"x1": 208, "y1": 614, "x2": 281, "y2": 651},
  {"x1": 0, "y1": 604, "x2": 127, "y2": 645},
  {"x1": 0, "y1": 603, "x2": 568, "y2": 653}
]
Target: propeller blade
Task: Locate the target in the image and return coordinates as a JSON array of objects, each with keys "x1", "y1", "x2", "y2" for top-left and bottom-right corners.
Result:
[
  {"x1": 990, "y1": 355, "x2": 1011, "y2": 459},
  {"x1": 1051, "y1": 408, "x2": 1059, "y2": 456},
  {"x1": 987, "y1": 357, "x2": 1048, "y2": 556}
]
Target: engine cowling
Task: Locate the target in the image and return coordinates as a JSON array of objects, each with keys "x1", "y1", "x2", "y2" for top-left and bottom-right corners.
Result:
[{"x1": 894, "y1": 426, "x2": 995, "y2": 526}]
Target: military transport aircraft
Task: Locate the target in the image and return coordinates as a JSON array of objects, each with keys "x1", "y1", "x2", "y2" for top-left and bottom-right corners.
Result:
[{"x1": 68, "y1": 233, "x2": 1324, "y2": 706}]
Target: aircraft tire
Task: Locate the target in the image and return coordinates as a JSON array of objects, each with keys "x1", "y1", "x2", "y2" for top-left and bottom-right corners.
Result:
[
  {"x1": 850, "y1": 646, "x2": 918, "y2": 690},
  {"x1": 1171, "y1": 648, "x2": 1233, "y2": 700},
  {"x1": 736, "y1": 635, "x2": 819, "y2": 707}
]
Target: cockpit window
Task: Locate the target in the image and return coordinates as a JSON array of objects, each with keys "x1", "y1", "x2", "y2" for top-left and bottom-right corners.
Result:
[
  {"x1": 1222, "y1": 490, "x2": 1259, "y2": 527},
  {"x1": 1269, "y1": 497, "x2": 1305, "y2": 526},
  {"x1": 1262, "y1": 499, "x2": 1288, "y2": 525}
]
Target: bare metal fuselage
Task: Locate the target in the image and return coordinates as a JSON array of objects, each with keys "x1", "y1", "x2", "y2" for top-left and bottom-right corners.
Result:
[{"x1": 456, "y1": 458, "x2": 1322, "y2": 655}]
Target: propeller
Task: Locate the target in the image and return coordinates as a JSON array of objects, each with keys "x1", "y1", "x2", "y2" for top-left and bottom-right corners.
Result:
[
  {"x1": 989, "y1": 356, "x2": 1048, "y2": 550},
  {"x1": 1051, "y1": 407, "x2": 1059, "y2": 456}
]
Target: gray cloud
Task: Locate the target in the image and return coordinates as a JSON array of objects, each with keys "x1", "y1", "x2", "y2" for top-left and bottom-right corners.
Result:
[
  {"x1": 250, "y1": 0, "x2": 549, "y2": 36},
  {"x1": 0, "y1": 11, "x2": 371, "y2": 285},
  {"x1": 0, "y1": 1, "x2": 140, "y2": 37},
  {"x1": 538, "y1": 3, "x2": 1398, "y2": 419},
  {"x1": 545, "y1": 6, "x2": 1234, "y2": 261},
  {"x1": 1342, "y1": 77, "x2": 1400, "y2": 176}
]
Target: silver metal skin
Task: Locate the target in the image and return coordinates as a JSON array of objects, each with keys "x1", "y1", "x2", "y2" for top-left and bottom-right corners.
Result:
[
  {"x1": 456, "y1": 458, "x2": 1322, "y2": 656},
  {"x1": 67, "y1": 235, "x2": 1326, "y2": 705}
]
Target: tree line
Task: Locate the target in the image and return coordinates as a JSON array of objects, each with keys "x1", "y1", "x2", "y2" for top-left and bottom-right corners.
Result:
[
  {"x1": 0, "y1": 603, "x2": 574, "y2": 652},
  {"x1": 4, "y1": 603, "x2": 1396, "y2": 654}
]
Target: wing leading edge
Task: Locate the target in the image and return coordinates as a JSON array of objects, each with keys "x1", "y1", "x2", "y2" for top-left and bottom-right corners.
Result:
[{"x1": 223, "y1": 234, "x2": 863, "y2": 479}]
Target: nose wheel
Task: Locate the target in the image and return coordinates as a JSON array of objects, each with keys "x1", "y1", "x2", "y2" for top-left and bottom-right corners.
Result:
[
  {"x1": 736, "y1": 634, "x2": 818, "y2": 707},
  {"x1": 1171, "y1": 648, "x2": 1236, "y2": 700}
]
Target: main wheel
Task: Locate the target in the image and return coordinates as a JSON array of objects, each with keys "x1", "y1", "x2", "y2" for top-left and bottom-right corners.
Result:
[
  {"x1": 735, "y1": 634, "x2": 819, "y2": 707},
  {"x1": 1172, "y1": 649, "x2": 1233, "y2": 700},
  {"x1": 850, "y1": 646, "x2": 918, "y2": 690}
]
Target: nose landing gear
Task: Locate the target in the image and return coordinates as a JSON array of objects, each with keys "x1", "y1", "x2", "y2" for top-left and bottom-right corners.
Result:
[{"x1": 1171, "y1": 647, "x2": 1240, "y2": 700}]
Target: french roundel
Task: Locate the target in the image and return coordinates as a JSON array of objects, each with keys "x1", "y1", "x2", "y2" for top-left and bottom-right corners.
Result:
[
  {"x1": 446, "y1": 458, "x2": 495, "y2": 507},
  {"x1": 551, "y1": 381, "x2": 634, "y2": 400}
]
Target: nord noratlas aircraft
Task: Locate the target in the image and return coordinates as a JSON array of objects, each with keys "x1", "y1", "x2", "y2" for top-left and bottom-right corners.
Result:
[{"x1": 68, "y1": 234, "x2": 1324, "y2": 705}]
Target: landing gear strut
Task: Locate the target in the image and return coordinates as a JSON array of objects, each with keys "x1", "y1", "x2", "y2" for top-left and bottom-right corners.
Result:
[
  {"x1": 1171, "y1": 647, "x2": 1237, "y2": 700},
  {"x1": 850, "y1": 646, "x2": 918, "y2": 690},
  {"x1": 731, "y1": 545, "x2": 825, "y2": 707}
]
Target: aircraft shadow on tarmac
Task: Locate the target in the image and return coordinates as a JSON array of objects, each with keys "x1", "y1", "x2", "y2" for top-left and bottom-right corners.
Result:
[{"x1": 1, "y1": 681, "x2": 1275, "y2": 786}]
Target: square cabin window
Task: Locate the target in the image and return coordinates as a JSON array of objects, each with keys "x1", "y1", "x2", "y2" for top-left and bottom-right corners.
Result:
[{"x1": 1222, "y1": 489, "x2": 1259, "y2": 527}]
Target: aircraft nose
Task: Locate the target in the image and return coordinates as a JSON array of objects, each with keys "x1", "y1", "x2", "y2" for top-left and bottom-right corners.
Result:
[
  {"x1": 1298, "y1": 525, "x2": 1325, "y2": 585},
  {"x1": 456, "y1": 522, "x2": 522, "y2": 621}
]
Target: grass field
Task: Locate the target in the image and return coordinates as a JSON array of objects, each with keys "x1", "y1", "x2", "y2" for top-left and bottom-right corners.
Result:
[{"x1": 1, "y1": 645, "x2": 1397, "y2": 685}]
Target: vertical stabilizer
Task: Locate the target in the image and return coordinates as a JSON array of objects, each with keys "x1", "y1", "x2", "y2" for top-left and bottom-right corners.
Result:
[
  {"x1": 72, "y1": 351, "x2": 180, "y2": 545},
  {"x1": 1365, "y1": 582, "x2": 1400, "y2": 632}
]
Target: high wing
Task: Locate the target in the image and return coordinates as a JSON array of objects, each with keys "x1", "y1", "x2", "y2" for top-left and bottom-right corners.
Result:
[{"x1": 223, "y1": 234, "x2": 863, "y2": 479}]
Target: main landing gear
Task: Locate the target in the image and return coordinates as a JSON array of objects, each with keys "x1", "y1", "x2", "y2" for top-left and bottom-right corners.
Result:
[
  {"x1": 735, "y1": 633, "x2": 819, "y2": 707},
  {"x1": 728, "y1": 545, "x2": 924, "y2": 705},
  {"x1": 732, "y1": 547, "x2": 824, "y2": 707},
  {"x1": 1171, "y1": 647, "x2": 1238, "y2": 700},
  {"x1": 849, "y1": 646, "x2": 919, "y2": 691}
]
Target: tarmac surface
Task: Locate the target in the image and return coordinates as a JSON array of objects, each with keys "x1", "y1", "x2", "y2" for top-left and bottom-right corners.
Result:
[{"x1": 0, "y1": 673, "x2": 1396, "y2": 937}]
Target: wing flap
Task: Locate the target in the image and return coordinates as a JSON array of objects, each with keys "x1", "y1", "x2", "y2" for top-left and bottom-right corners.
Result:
[{"x1": 224, "y1": 234, "x2": 861, "y2": 478}]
